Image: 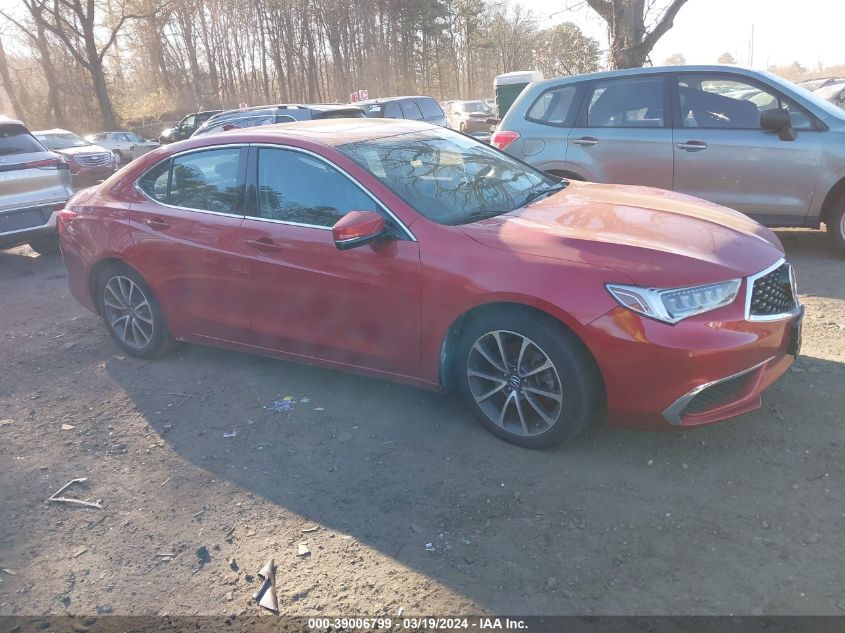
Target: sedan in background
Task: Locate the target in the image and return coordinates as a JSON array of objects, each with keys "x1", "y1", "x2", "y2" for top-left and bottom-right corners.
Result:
[
  {"x1": 158, "y1": 110, "x2": 222, "y2": 144},
  {"x1": 445, "y1": 100, "x2": 500, "y2": 133},
  {"x1": 59, "y1": 119, "x2": 801, "y2": 448},
  {"x1": 35, "y1": 129, "x2": 117, "y2": 189},
  {"x1": 84, "y1": 131, "x2": 160, "y2": 164},
  {"x1": 815, "y1": 82, "x2": 845, "y2": 110},
  {"x1": 358, "y1": 96, "x2": 447, "y2": 127}
]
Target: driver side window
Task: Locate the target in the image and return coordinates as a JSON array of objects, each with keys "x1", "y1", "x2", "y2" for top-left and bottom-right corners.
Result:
[{"x1": 677, "y1": 75, "x2": 814, "y2": 130}]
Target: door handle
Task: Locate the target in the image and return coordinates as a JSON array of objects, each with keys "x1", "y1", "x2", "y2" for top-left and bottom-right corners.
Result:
[
  {"x1": 571, "y1": 136, "x2": 599, "y2": 147},
  {"x1": 678, "y1": 141, "x2": 708, "y2": 151},
  {"x1": 246, "y1": 238, "x2": 283, "y2": 253},
  {"x1": 142, "y1": 217, "x2": 170, "y2": 230}
]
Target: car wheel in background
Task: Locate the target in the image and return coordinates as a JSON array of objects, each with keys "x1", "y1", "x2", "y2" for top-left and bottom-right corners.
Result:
[
  {"x1": 96, "y1": 263, "x2": 175, "y2": 359},
  {"x1": 829, "y1": 197, "x2": 845, "y2": 257},
  {"x1": 459, "y1": 122, "x2": 466, "y2": 133},
  {"x1": 28, "y1": 234, "x2": 60, "y2": 255},
  {"x1": 113, "y1": 150, "x2": 125, "y2": 165},
  {"x1": 456, "y1": 307, "x2": 601, "y2": 449}
]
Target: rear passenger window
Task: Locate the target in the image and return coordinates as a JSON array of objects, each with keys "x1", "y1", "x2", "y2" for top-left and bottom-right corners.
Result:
[
  {"x1": 399, "y1": 100, "x2": 424, "y2": 120},
  {"x1": 137, "y1": 149, "x2": 242, "y2": 213},
  {"x1": 418, "y1": 98, "x2": 444, "y2": 119},
  {"x1": 170, "y1": 149, "x2": 242, "y2": 213},
  {"x1": 527, "y1": 85, "x2": 578, "y2": 125},
  {"x1": 138, "y1": 160, "x2": 170, "y2": 201},
  {"x1": 587, "y1": 77, "x2": 665, "y2": 127},
  {"x1": 384, "y1": 103, "x2": 401, "y2": 118}
]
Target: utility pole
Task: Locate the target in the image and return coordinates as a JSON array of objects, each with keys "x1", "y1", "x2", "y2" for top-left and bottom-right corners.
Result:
[{"x1": 748, "y1": 24, "x2": 755, "y2": 67}]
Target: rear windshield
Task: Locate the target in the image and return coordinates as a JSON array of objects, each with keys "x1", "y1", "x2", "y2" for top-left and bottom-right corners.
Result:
[
  {"x1": 362, "y1": 104, "x2": 384, "y2": 117},
  {"x1": 0, "y1": 124, "x2": 46, "y2": 156},
  {"x1": 35, "y1": 132, "x2": 91, "y2": 150}
]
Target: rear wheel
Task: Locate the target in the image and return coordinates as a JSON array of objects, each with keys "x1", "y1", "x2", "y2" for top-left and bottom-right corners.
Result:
[
  {"x1": 96, "y1": 263, "x2": 175, "y2": 358},
  {"x1": 29, "y1": 234, "x2": 60, "y2": 255},
  {"x1": 828, "y1": 199, "x2": 845, "y2": 257},
  {"x1": 113, "y1": 150, "x2": 125, "y2": 165},
  {"x1": 456, "y1": 308, "x2": 601, "y2": 449}
]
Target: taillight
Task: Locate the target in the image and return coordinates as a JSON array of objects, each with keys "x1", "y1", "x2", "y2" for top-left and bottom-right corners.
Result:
[
  {"x1": 490, "y1": 130, "x2": 519, "y2": 150},
  {"x1": 57, "y1": 209, "x2": 78, "y2": 235},
  {"x1": 25, "y1": 157, "x2": 64, "y2": 169}
]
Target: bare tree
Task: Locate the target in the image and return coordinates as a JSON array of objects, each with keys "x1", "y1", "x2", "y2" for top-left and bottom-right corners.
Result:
[
  {"x1": 0, "y1": 34, "x2": 24, "y2": 119},
  {"x1": 664, "y1": 52, "x2": 685, "y2": 65},
  {"x1": 585, "y1": 0, "x2": 690, "y2": 69},
  {"x1": 717, "y1": 51, "x2": 736, "y2": 64}
]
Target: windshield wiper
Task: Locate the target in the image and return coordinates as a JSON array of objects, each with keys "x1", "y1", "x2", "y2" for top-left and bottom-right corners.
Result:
[
  {"x1": 521, "y1": 181, "x2": 568, "y2": 207},
  {"x1": 444, "y1": 209, "x2": 507, "y2": 226}
]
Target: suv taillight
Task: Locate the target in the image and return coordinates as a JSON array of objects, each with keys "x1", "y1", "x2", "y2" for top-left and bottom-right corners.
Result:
[
  {"x1": 491, "y1": 130, "x2": 519, "y2": 150},
  {"x1": 25, "y1": 157, "x2": 64, "y2": 169}
]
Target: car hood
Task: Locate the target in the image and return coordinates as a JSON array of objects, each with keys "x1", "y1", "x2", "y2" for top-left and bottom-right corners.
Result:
[
  {"x1": 459, "y1": 181, "x2": 785, "y2": 287},
  {"x1": 53, "y1": 144, "x2": 111, "y2": 157}
]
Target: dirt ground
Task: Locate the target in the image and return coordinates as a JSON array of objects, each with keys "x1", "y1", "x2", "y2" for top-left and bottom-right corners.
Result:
[{"x1": 0, "y1": 229, "x2": 843, "y2": 618}]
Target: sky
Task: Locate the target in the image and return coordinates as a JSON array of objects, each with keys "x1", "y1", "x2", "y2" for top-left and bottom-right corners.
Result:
[{"x1": 518, "y1": 0, "x2": 845, "y2": 70}]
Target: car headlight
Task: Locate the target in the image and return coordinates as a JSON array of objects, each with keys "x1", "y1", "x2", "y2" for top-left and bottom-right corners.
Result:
[{"x1": 606, "y1": 279, "x2": 742, "y2": 324}]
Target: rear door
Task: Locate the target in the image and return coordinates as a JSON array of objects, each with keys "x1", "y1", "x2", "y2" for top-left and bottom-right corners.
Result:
[
  {"x1": 129, "y1": 146, "x2": 251, "y2": 342},
  {"x1": 237, "y1": 145, "x2": 421, "y2": 376},
  {"x1": 399, "y1": 100, "x2": 425, "y2": 121},
  {"x1": 565, "y1": 74, "x2": 674, "y2": 189},
  {"x1": 671, "y1": 72, "x2": 821, "y2": 223}
]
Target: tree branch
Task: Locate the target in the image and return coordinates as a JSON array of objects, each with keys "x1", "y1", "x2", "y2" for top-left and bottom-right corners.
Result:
[{"x1": 639, "y1": 0, "x2": 689, "y2": 54}]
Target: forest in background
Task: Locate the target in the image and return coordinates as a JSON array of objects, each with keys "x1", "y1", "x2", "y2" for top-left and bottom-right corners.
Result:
[{"x1": 0, "y1": 0, "x2": 601, "y2": 134}]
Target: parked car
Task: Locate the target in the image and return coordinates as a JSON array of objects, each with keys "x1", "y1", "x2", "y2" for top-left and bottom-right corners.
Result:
[
  {"x1": 797, "y1": 77, "x2": 845, "y2": 92},
  {"x1": 159, "y1": 110, "x2": 222, "y2": 144},
  {"x1": 815, "y1": 82, "x2": 845, "y2": 110},
  {"x1": 191, "y1": 104, "x2": 365, "y2": 137},
  {"x1": 0, "y1": 116, "x2": 73, "y2": 254},
  {"x1": 493, "y1": 64, "x2": 845, "y2": 254},
  {"x1": 85, "y1": 131, "x2": 159, "y2": 164},
  {"x1": 59, "y1": 119, "x2": 801, "y2": 448},
  {"x1": 357, "y1": 96, "x2": 447, "y2": 126},
  {"x1": 446, "y1": 100, "x2": 500, "y2": 133},
  {"x1": 34, "y1": 128, "x2": 117, "y2": 189}
]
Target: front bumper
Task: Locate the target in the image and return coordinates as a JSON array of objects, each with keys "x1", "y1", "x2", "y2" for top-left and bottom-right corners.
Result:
[
  {"x1": 585, "y1": 280, "x2": 802, "y2": 431},
  {"x1": 69, "y1": 165, "x2": 116, "y2": 190}
]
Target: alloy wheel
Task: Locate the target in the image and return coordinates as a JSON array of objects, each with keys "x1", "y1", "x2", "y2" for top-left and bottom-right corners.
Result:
[
  {"x1": 102, "y1": 275, "x2": 155, "y2": 350},
  {"x1": 466, "y1": 330, "x2": 563, "y2": 437}
]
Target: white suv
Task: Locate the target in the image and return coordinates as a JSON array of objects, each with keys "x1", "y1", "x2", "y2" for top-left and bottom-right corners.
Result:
[{"x1": 0, "y1": 117, "x2": 73, "y2": 254}]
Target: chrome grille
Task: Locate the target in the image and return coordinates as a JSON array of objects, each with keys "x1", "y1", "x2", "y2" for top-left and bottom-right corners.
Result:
[
  {"x1": 74, "y1": 152, "x2": 112, "y2": 167},
  {"x1": 750, "y1": 263, "x2": 796, "y2": 317}
]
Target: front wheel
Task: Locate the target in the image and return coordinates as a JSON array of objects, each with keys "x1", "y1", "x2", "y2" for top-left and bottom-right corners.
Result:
[
  {"x1": 456, "y1": 309, "x2": 601, "y2": 449},
  {"x1": 829, "y1": 200, "x2": 845, "y2": 257},
  {"x1": 96, "y1": 263, "x2": 175, "y2": 358}
]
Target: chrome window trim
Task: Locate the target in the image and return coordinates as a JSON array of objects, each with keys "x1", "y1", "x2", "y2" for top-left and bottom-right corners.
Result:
[
  {"x1": 249, "y1": 142, "x2": 417, "y2": 242},
  {"x1": 663, "y1": 356, "x2": 774, "y2": 426},
  {"x1": 133, "y1": 143, "x2": 248, "y2": 219},
  {"x1": 744, "y1": 257, "x2": 802, "y2": 322}
]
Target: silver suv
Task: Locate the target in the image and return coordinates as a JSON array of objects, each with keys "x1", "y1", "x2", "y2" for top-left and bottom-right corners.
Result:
[
  {"x1": 0, "y1": 117, "x2": 73, "y2": 254},
  {"x1": 494, "y1": 65, "x2": 845, "y2": 255}
]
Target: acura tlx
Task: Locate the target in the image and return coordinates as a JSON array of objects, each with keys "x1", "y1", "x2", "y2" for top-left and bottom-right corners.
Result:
[{"x1": 57, "y1": 119, "x2": 802, "y2": 448}]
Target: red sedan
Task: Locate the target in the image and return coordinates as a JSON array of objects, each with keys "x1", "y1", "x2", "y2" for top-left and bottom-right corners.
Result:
[{"x1": 58, "y1": 119, "x2": 803, "y2": 448}]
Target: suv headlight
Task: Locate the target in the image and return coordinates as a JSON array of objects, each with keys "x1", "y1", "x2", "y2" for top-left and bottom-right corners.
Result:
[{"x1": 606, "y1": 279, "x2": 741, "y2": 324}]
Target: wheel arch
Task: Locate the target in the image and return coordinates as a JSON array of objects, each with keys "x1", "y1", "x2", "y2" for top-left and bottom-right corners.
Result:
[
  {"x1": 88, "y1": 257, "x2": 126, "y2": 314},
  {"x1": 545, "y1": 169, "x2": 586, "y2": 181},
  {"x1": 820, "y1": 175, "x2": 845, "y2": 226},
  {"x1": 438, "y1": 300, "x2": 604, "y2": 396}
]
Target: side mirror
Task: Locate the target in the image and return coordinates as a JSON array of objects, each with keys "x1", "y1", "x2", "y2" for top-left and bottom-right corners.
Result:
[
  {"x1": 332, "y1": 210, "x2": 386, "y2": 250},
  {"x1": 760, "y1": 108, "x2": 796, "y2": 141}
]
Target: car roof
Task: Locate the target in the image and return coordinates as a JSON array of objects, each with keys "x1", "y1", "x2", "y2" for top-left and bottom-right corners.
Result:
[
  {"x1": 207, "y1": 117, "x2": 434, "y2": 147},
  {"x1": 357, "y1": 96, "x2": 434, "y2": 105},
  {"x1": 0, "y1": 115, "x2": 26, "y2": 126},
  {"x1": 32, "y1": 128, "x2": 78, "y2": 136},
  {"x1": 527, "y1": 64, "x2": 781, "y2": 90}
]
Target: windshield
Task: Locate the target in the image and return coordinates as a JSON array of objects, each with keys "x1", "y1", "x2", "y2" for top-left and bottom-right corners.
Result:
[
  {"x1": 815, "y1": 83, "x2": 845, "y2": 101},
  {"x1": 35, "y1": 132, "x2": 91, "y2": 150},
  {"x1": 338, "y1": 128, "x2": 558, "y2": 225},
  {"x1": 461, "y1": 101, "x2": 492, "y2": 113},
  {"x1": 765, "y1": 71, "x2": 845, "y2": 120}
]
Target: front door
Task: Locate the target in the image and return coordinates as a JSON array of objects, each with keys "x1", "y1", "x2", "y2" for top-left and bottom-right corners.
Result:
[
  {"x1": 566, "y1": 74, "x2": 674, "y2": 189},
  {"x1": 672, "y1": 73, "x2": 821, "y2": 223},
  {"x1": 238, "y1": 146, "x2": 421, "y2": 377},
  {"x1": 129, "y1": 146, "x2": 251, "y2": 342}
]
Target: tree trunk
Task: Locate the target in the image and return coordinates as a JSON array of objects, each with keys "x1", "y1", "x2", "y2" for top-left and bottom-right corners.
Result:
[{"x1": 0, "y1": 38, "x2": 24, "y2": 119}]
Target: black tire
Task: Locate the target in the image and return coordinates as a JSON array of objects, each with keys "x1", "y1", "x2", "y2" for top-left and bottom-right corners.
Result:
[
  {"x1": 95, "y1": 262, "x2": 175, "y2": 359},
  {"x1": 113, "y1": 150, "x2": 125, "y2": 165},
  {"x1": 828, "y1": 199, "x2": 845, "y2": 257},
  {"x1": 29, "y1": 234, "x2": 60, "y2": 255},
  {"x1": 455, "y1": 307, "x2": 601, "y2": 449}
]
